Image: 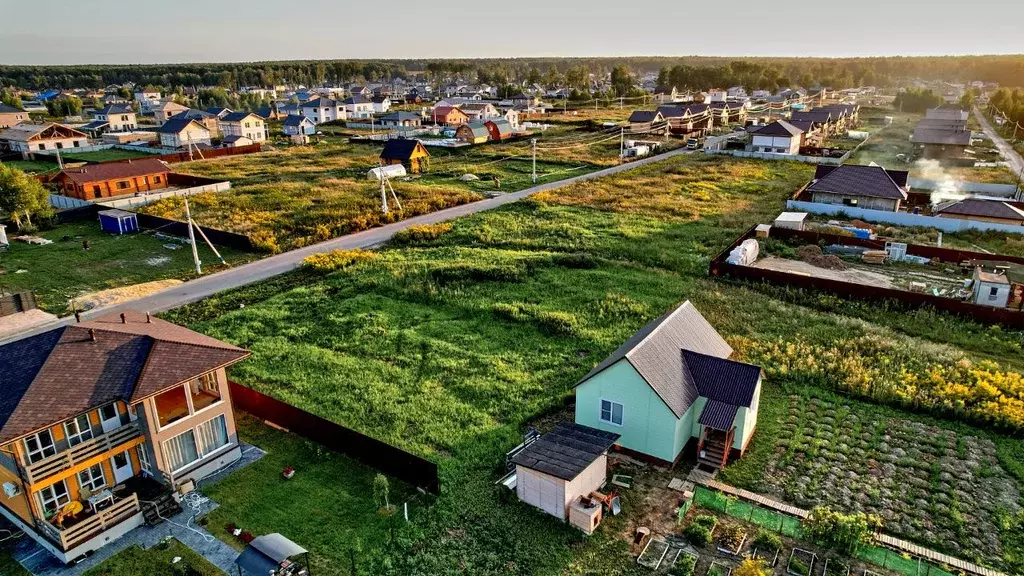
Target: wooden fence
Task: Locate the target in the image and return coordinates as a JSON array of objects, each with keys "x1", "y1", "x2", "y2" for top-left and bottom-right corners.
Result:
[
  {"x1": 0, "y1": 291, "x2": 37, "y2": 318},
  {"x1": 228, "y1": 382, "x2": 441, "y2": 494}
]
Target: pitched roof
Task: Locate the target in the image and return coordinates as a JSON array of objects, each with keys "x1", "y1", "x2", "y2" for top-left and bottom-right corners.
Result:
[
  {"x1": 342, "y1": 95, "x2": 370, "y2": 105},
  {"x1": 460, "y1": 122, "x2": 490, "y2": 138},
  {"x1": 380, "y1": 138, "x2": 426, "y2": 160},
  {"x1": 379, "y1": 111, "x2": 421, "y2": 122},
  {"x1": 681, "y1": 350, "x2": 761, "y2": 407},
  {"x1": 58, "y1": 157, "x2": 169, "y2": 185},
  {"x1": 511, "y1": 422, "x2": 620, "y2": 480},
  {"x1": 283, "y1": 115, "x2": 313, "y2": 127},
  {"x1": 169, "y1": 109, "x2": 215, "y2": 121},
  {"x1": 0, "y1": 122, "x2": 87, "y2": 141},
  {"x1": 698, "y1": 399, "x2": 739, "y2": 431},
  {"x1": 222, "y1": 135, "x2": 252, "y2": 143},
  {"x1": 222, "y1": 111, "x2": 259, "y2": 123},
  {"x1": 96, "y1": 104, "x2": 133, "y2": 115},
  {"x1": 577, "y1": 301, "x2": 733, "y2": 418},
  {"x1": 912, "y1": 127, "x2": 972, "y2": 146},
  {"x1": 156, "y1": 117, "x2": 206, "y2": 134},
  {"x1": 205, "y1": 107, "x2": 232, "y2": 116},
  {"x1": 935, "y1": 198, "x2": 1024, "y2": 221},
  {"x1": 790, "y1": 110, "x2": 834, "y2": 124},
  {"x1": 629, "y1": 110, "x2": 662, "y2": 123},
  {"x1": 0, "y1": 103, "x2": 26, "y2": 114},
  {"x1": 753, "y1": 120, "x2": 804, "y2": 137},
  {"x1": 80, "y1": 120, "x2": 110, "y2": 131},
  {"x1": 301, "y1": 97, "x2": 339, "y2": 108},
  {"x1": 0, "y1": 311, "x2": 248, "y2": 444},
  {"x1": 925, "y1": 107, "x2": 968, "y2": 121},
  {"x1": 813, "y1": 164, "x2": 909, "y2": 188},
  {"x1": 807, "y1": 164, "x2": 909, "y2": 201},
  {"x1": 976, "y1": 269, "x2": 1010, "y2": 284}
]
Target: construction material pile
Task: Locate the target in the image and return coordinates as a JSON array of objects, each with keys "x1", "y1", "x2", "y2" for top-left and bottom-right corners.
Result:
[
  {"x1": 862, "y1": 250, "x2": 887, "y2": 265},
  {"x1": 796, "y1": 245, "x2": 847, "y2": 270}
]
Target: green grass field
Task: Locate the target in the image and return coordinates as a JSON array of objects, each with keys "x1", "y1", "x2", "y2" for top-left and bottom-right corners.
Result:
[
  {"x1": 164, "y1": 153, "x2": 1024, "y2": 574},
  {"x1": 0, "y1": 159, "x2": 61, "y2": 174},
  {"x1": 82, "y1": 538, "x2": 221, "y2": 576},
  {"x1": 60, "y1": 149, "x2": 158, "y2": 163},
  {"x1": 0, "y1": 221, "x2": 255, "y2": 314}
]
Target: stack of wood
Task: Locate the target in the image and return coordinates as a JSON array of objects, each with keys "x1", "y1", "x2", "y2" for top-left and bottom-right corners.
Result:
[{"x1": 862, "y1": 250, "x2": 887, "y2": 264}]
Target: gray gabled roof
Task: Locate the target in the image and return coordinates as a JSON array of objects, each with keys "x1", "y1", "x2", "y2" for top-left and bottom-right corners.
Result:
[
  {"x1": 576, "y1": 301, "x2": 733, "y2": 418},
  {"x1": 807, "y1": 164, "x2": 908, "y2": 201},
  {"x1": 935, "y1": 198, "x2": 1024, "y2": 220},
  {"x1": 753, "y1": 120, "x2": 804, "y2": 137}
]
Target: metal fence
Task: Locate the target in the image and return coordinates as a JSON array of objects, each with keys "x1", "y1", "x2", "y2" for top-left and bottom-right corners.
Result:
[
  {"x1": 228, "y1": 382, "x2": 441, "y2": 494},
  {"x1": 786, "y1": 200, "x2": 1024, "y2": 235}
]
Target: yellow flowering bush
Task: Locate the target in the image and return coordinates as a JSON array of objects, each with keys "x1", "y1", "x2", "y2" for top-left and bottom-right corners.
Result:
[
  {"x1": 303, "y1": 249, "x2": 377, "y2": 272},
  {"x1": 732, "y1": 335, "x2": 1024, "y2": 431}
]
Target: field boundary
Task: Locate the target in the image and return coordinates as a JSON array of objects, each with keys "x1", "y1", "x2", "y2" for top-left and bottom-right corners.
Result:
[
  {"x1": 228, "y1": 381, "x2": 441, "y2": 494},
  {"x1": 786, "y1": 199, "x2": 1024, "y2": 235}
]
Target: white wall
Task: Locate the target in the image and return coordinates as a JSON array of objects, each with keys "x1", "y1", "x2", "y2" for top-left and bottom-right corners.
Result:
[
  {"x1": 752, "y1": 135, "x2": 799, "y2": 155},
  {"x1": 787, "y1": 199, "x2": 1024, "y2": 235}
]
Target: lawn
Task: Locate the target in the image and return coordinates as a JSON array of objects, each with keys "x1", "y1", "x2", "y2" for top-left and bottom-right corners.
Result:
[
  {"x1": 0, "y1": 159, "x2": 61, "y2": 175},
  {"x1": 0, "y1": 220, "x2": 254, "y2": 314},
  {"x1": 82, "y1": 538, "x2": 222, "y2": 576},
  {"x1": 60, "y1": 149, "x2": 159, "y2": 163},
  {"x1": 163, "y1": 153, "x2": 1024, "y2": 575}
]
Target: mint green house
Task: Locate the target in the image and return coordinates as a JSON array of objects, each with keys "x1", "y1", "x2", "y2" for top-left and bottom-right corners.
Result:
[{"x1": 574, "y1": 301, "x2": 763, "y2": 469}]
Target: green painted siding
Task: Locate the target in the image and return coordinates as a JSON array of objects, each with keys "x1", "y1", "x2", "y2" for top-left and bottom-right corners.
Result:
[
  {"x1": 574, "y1": 360, "x2": 680, "y2": 462},
  {"x1": 733, "y1": 379, "x2": 762, "y2": 450},
  {"x1": 673, "y1": 403, "x2": 697, "y2": 458}
]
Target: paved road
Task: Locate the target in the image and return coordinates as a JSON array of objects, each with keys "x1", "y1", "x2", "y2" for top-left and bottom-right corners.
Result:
[
  {"x1": 974, "y1": 105, "x2": 1024, "y2": 178},
  {"x1": 2, "y1": 148, "x2": 694, "y2": 343}
]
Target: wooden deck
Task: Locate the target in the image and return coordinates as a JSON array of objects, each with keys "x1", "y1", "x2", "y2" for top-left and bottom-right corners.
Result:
[{"x1": 685, "y1": 469, "x2": 1006, "y2": 576}]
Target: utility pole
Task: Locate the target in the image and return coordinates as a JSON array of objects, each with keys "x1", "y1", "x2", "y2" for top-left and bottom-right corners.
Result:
[
  {"x1": 531, "y1": 138, "x2": 537, "y2": 183},
  {"x1": 619, "y1": 127, "x2": 624, "y2": 163},
  {"x1": 619, "y1": 96, "x2": 623, "y2": 109},
  {"x1": 184, "y1": 197, "x2": 201, "y2": 275},
  {"x1": 55, "y1": 147, "x2": 64, "y2": 169},
  {"x1": 380, "y1": 170, "x2": 389, "y2": 213}
]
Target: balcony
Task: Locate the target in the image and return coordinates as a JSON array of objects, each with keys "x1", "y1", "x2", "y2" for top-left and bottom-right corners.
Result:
[
  {"x1": 36, "y1": 492, "x2": 141, "y2": 551},
  {"x1": 23, "y1": 423, "x2": 142, "y2": 485}
]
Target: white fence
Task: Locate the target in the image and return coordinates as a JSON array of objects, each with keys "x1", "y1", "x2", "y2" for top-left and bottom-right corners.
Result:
[
  {"x1": 96, "y1": 181, "x2": 231, "y2": 210},
  {"x1": 908, "y1": 177, "x2": 1020, "y2": 196},
  {"x1": 706, "y1": 148, "x2": 846, "y2": 165},
  {"x1": 786, "y1": 199, "x2": 1024, "y2": 235},
  {"x1": 34, "y1": 143, "x2": 165, "y2": 157}
]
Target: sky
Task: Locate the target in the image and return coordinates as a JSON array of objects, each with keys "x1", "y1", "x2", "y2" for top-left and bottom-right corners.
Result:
[{"x1": 2, "y1": 0, "x2": 1023, "y2": 65}]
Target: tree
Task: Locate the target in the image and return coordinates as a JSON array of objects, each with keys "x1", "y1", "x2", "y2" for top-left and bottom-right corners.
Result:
[
  {"x1": 733, "y1": 558, "x2": 770, "y2": 576},
  {"x1": 373, "y1": 473, "x2": 391, "y2": 511},
  {"x1": 0, "y1": 88, "x2": 22, "y2": 108},
  {"x1": 893, "y1": 88, "x2": 944, "y2": 113},
  {"x1": 0, "y1": 165, "x2": 53, "y2": 231},
  {"x1": 610, "y1": 65, "x2": 634, "y2": 97},
  {"x1": 44, "y1": 95, "x2": 82, "y2": 118}
]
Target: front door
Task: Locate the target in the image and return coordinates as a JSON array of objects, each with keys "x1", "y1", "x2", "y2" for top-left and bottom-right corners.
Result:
[
  {"x1": 99, "y1": 403, "x2": 121, "y2": 433},
  {"x1": 111, "y1": 450, "x2": 133, "y2": 484}
]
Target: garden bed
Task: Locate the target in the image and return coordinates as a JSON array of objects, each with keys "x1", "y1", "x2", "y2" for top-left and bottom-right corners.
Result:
[
  {"x1": 637, "y1": 539, "x2": 671, "y2": 569},
  {"x1": 787, "y1": 548, "x2": 817, "y2": 576}
]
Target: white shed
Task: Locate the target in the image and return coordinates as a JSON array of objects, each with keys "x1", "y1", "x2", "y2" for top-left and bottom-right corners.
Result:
[
  {"x1": 774, "y1": 212, "x2": 808, "y2": 231},
  {"x1": 511, "y1": 423, "x2": 619, "y2": 523},
  {"x1": 367, "y1": 164, "x2": 407, "y2": 181},
  {"x1": 973, "y1": 268, "x2": 1011, "y2": 308}
]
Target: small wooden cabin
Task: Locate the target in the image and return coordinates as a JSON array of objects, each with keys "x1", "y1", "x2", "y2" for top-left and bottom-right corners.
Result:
[{"x1": 379, "y1": 138, "x2": 430, "y2": 173}]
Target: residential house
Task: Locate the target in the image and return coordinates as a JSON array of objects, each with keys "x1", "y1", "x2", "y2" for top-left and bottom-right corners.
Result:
[
  {"x1": 925, "y1": 107, "x2": 969, "y2": 122},
  {"x1": 53, "y1": 158, "x2": 170, "y2": 201},
  {"x1": 204, "y1": 107, "x2": 233, "y2": 119},
  {"x1": 219, "y1": 112, "x2": 266, "y2": 143},
  {"x1": 574, "y1": 301, "x2": 763, "y2": 468},
  {"x1": 153, "y1": 101, "x2": 189, "y2": 125},
  {"x1": 343, "y1": 96, "x2": 374, "y2": 119},
  {"x1": 133, "y1": 90, "x2": 161, "y2": 112},
  {"x1": 510, "y1": 93, "x2": 538, "y2": 108},
  {"x1": 168, "y1": 109, "x2": 221, "y2": 138},
  {"x1": 300, "y1": 97, "x2": 346, "y2": 124},
  {"x1": 652, "y1": 87, "x2": 685, "y2": 104},
  {"x1": 370, "y1": 96, "x2": 392, "y2": 114},
  {"x1": 483, "y1": 119, "x2": 513, "y2": 142},
  {"x1": 0, "y1": 123, "x2": 89, "y2": 158},
  {"x1": 279, "y1": 102, "x2": 301, "y2": 117},
  {"x1": 750, "y1": 120, "x2": 804, "y2": 155},
  {"x1": 805, "y1": 164, "x2": 910, "y2": 212},
  {"x1": 709, "y1": 101, "x2": 747, "y2": 126},
  {"x1": 155, "y1": 118, "x2": 211, "y2": 149},
  {"x1": 459, "y1": 102, "x2": 499, "y2": 121},
  {"x1": 934, "y1": 198, "x2": 1024, "y2": 226},
  {"x1": 455, "y1": 122, "x2": 490, "y2": 144},
  {"x1": 348, "y1": 85, "x2": 371, "y2": 98},
  {"x1": 817, "y1": 104, "x2": 860, "y2": 129},
  {"x1": 500, "y1": 108, "x2": 521, "y2": 130},
  {"x1": 378, "y1": 111, "x2": 422, "y2": 129},
  {"x1": 0, "y1": 104, "x2": 29, "y2": 129},
  {"x1": 379, "y1": 138, "x2": 430, "y2": 173},
  {"x1": 222, "y1": 135, "x2": 254, "y2": 148},
  {"x1": 430, "y1": 106, "x2": 469, "y2": 127},
  {"x1": 789, "y1": 110, "x2": 837, "y2": 136},
  {"x1": 657, "y1": 104, "x2": 713, "y2": 137},
  {"x1": 627, "y1": 110, "x2": 665, "y2": 134},
  {"x1": 282, "y1": 115, "x2": 316, "y2": 136},
  {"x1": 912, "y1": 125, "x2": 972, "y2": 160},
  {"x1": 0, "y1": 311, "x2": 248, "y2": 564},
  {"x1": 92, "y1": 105, "x2": 137, "y2": 132}
]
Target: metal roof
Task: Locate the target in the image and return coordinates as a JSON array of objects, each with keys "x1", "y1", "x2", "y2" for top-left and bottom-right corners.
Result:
[
  {"x1": 935, "y1": 198, "x2": 1024, "y2": 221},
  {"x1": 511, "y1": 422, "x2": 620, "y2": 481},
  {"x1": 698, "y1": 399, "x2": 739, "y2": 431},
  {"x1": 753, "y1": 120, "x2": 804, "y2": 137},
  {"x1": 807, "y1": 164, "x2": 908, "y2": 201},
  {"x1": 681, "y1": 350, "x2": 761, "y2": 407},
  {"x1": 250, "y1": 533, "x2": 308, "y2": 562}
]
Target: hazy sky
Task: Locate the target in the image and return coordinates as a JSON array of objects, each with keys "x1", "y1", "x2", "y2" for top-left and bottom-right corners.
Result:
[{"x1": 2, "y1": 0, "x2": 1023, "y2": 65}]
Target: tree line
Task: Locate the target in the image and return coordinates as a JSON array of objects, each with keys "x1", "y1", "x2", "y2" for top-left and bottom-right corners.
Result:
[{"x1": 1, "y1": 55, "x2": 1022, "y2": 92}]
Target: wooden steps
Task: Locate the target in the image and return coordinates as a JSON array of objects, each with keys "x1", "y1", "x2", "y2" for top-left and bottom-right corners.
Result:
[{"x1": 141, "y1": 493, "x2": 182, "y2": 526}]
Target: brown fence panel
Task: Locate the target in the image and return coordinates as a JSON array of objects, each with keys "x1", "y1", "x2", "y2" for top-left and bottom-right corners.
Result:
[
  {"x1": 0, "y1": 292, "x2": 38, "y2": 318},
  {"x1": 132, "y1": 213, "x2": 255, "y2": 252},
  {"x1": 228, "y1": 382, "x2": 441, "y2": 494},
  {"x1": 157, "y1": 144, "x2": 263, "y2": 164}
]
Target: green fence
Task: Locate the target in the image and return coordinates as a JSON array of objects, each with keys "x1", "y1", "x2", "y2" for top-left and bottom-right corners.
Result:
[{"x1": 691, "y1": 487, "x2": 960, "y2": 576}]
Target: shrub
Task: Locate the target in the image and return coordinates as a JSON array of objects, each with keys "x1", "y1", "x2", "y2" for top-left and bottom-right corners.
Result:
[
  {"x1": 752, "y1": 529, "x2": 783, "y2": 552},
  {"x1": 801, "y1": 506, "x2": 881, "y2": 554},
  {"x1": 669, "y1": 553, "x2": 697, "y2": 576},
  {"x1": 789, "y1": 554, "x2": 810, "y2": 576},
  {"x1": 250, "y1": 230, "x2": 280, "y2": 254},
  {"x1": 392, "y1": 223, "x2": 453, "y2": 245},
  {"x1": 718, "y1": 523, "x2": 746, "y2": 551},
  {"x1": 734, "y1": 558, "x2": 770, "y2": 576},
  {"x1": 684, "y1": 523, "x2": 713, "y2": 547},
  {"x1": 303, "y1": 249, "x2": 377, "y2": 272},
  {"x1": 692, "y1": 514, "x2": 718, "y2": 531}
]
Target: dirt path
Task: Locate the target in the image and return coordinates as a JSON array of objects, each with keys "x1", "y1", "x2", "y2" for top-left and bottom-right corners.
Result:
[{"x1": 974, "y1": 106, "x2": 1024, "y2": 179}]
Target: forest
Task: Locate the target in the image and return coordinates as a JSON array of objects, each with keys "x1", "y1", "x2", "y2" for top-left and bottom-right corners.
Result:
[{"x1": 1, "y1": 55, "x2": 1022, "y2": 92}]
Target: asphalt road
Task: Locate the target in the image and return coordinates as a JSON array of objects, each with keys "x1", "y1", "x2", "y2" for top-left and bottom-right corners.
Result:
[
  {"x1": 974, "y1": 106, "x2": 1024, "y2": 179},
  {"x1": 1, "y1": 147, "x2": 694, "y2": 343}
]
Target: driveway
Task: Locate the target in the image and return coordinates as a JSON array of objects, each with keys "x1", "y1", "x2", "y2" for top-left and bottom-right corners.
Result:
[
  {"x1": 2, "y1": 148, "x2": 694, "y2": 344},
  {"x1": 974, "y1": 106, "x2": 1024, "y2": 178}
]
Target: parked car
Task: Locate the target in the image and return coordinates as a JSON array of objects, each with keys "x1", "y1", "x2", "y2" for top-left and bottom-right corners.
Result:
[{"x1": 686, "y1": 138, "x2": 701, "y2": 149}]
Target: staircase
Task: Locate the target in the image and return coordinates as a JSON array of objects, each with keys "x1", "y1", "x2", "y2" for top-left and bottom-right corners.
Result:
[
  {"x1": 141, "y1": 493, "x2": 183, "y2": 526},
  {"x1": 697, "y1": 429, "x2": 732, "y2": 471}
]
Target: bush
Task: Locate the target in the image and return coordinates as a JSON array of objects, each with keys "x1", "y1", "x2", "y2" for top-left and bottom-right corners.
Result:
[
  {"x1": 692, "y1": 514, "x2": 718, "y2": 530},
  {"x1": 250, "y1": 230, "x2": 280, "y2": 254},
  {"x1": 801, "y1": 506, "x2": 881, "y2": 554},
  {"x1": 752, "y1": 529, "x2": 783, "y2": 552},
  {"x1": 734, "y1": 558, "x2": 770, "y2": 576},
  {"x1": 392, "y1": 223, "x2": 453, "y2": 245},
  {"x1": 669, "y1": 553, "x2": 697, "y2": 576},
  {"x1": 718, "y1": 523, "x2": 746, "y2": 551},
  {"x1": 303, "y1": 249, "x2": 377, "y2": 272},
  {"x1": 684, "y1": 523, "x2": 713, "y2": 547}
]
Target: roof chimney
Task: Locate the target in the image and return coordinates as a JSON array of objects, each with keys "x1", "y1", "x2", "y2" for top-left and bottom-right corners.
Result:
[
  {"x1": 120, "y1": 312, "x2": 127, "y2": 324},
  {"x1": 146, "y1": 312, "x2": 152, "y2": 323},
  {"x1": 88, "y1": 329, "x2": 96, "y2": 342},
  {"x1": 74, "y1": 310, "x2": 81, "y2": 323}
]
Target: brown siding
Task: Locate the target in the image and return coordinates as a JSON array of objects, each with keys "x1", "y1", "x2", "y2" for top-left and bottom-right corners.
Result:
[{"x1": 60, "y1": 171, "x2": 170, "y2": 201}]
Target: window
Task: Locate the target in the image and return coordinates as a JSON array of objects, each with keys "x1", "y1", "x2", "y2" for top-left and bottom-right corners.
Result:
[
  {"x1": 55, "y1": 142, "x2": 63, "y2": 149},
  {"x1": 73, "y1": 140, "x2": 80, "y2": 148},
  {"x1": 137, "y1": 444, "x2": 152, "y2": 474},
  {"x1": 64, "y1": 414, "x2": 94, "y2": 447},
  {"x1": 155, "y1": 384, "x2": 190, "y2": 427},
  {"x1": 100, "y1": 403, "x2": 118, "y2": 422},
  {"x1": 990, "y1": 287, "x2": 999, "y2": 300},
  {"x1": 189, "y1": 372, "x2": 222, "y2": 411},
  {"x1": 163, "y1": 429, "x2": 199, "y2": 472},
  {"x1": 38, "y1": 143, "x2": 45, "y2": 150},
  {"x1": 599, "y1": 399, "x2": 624, "y2": 426},
  {"x1": 38, "y1": 480, "x2": 70, "y2": 514},
  {"x1": 77, "y1": 464, "x2": 106, "y2": 493},
  {"x1": 153, "y1": 176, "x2": 161, "y2": 183},
  {"x1": 23, "y1": 430, "x2": 56, "y2": 464},
  {"x1": 196, "y1": 415, "x2": 228, "y2": 457},
  {"x1": 116, "y1": 180, "x2": 129, "y2": 190},
  {"x1": 842, "y1": 198, "x2": 859, "y2": 207}
]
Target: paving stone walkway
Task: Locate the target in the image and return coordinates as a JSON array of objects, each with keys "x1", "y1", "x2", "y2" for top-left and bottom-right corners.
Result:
[{"x1": 12, "y1": 442, "x2": 265, "y2": 575}]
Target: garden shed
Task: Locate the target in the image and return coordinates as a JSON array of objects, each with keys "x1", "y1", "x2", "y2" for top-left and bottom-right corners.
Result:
[
  {"x1": 511, "y1": 422, "x2": 619, "y2": 522},
  {"x1": 97, "y1": 209, "x2": 139, "y2": 235},
  {"x1": 456, "y1": 122, "x2": 490, "y2": 144},
  {"x1": 234, "y1": 533, "x2": 310, "y2": 575},
  {"x1": 380, "y1": 138, "x2": 430, "y2": 173}
]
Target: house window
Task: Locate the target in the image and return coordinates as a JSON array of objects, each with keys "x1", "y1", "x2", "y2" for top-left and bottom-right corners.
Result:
[
  {"x1": 99, "y1": 403, "x2": 118, "y2": 423},
  {"x1": 56, "y1": 142, "x2": 63, "y2": 149},
  {"x1": 116, "y1": 181, "x2": 129, "y2": 190},
  {"x1": 77, "y1": 464, "x2": 106, "y2": 493},
  {"x1": 196, "y1": 415, "x2": 229, "y2": 457},
  {"x1": 137, "y1": 444, "x2": 152, "y2": 474},
  {"x1": 38, "y1": 144, "x2": 45, "y2": 150},
  {"x1": 189, "y1": 372, "x2": 222, "y2": 412},
  {"x1": 23, "y1": 430, "x2": 56, "y2": 464},
  {"x1": 73, "y1": 141, "x2": 80, "y2": 147},
  {"x1": 37, "y1": 480, "x2": 70, "y2": 514},
  {"x1": 64, "y1": 414, "x2": 94, "y2": 447},
  {"x1": 600, "y1": 399, "x2": 624, "y2": 426},
  {"x1": 163, "y1": 429, "x2": 199, "y2": 472},
  {"x1": 154, "y1": 176, "x2": 161, "y2": 184},
  {"x1": 989, "y1": 287, "x2": 999, "y2": 300},
  {"x1": 842, "y1": 198, "x2": 859, "y2": 207}
]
